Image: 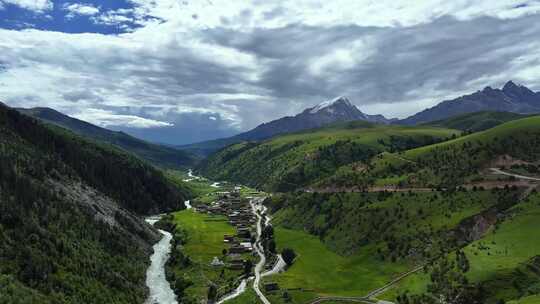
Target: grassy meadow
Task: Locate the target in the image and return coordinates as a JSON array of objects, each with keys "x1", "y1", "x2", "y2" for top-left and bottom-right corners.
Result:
[
  {"x1": 379, "y1": 192, "x2": 540, "y2": 303},
  {"x1": 509, "y1": 295, "x2": 540, "y2": 304},
  {"x1": 263, "y1": 227, "x2": 410, "y2": 303}
]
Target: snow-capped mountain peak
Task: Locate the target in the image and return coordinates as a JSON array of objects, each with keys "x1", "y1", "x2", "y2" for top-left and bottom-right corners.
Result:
[{"x1": 309, "y1": 96, "x2": 354, "y2": 114}]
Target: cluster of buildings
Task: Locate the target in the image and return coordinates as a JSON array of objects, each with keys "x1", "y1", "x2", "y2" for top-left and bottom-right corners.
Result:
[
  {"x1": 197, "y1": 191, "x2": 257, "y2": 269},
  {"x1": 199, "y1": 189, "x2": 284, "y2": 295}
]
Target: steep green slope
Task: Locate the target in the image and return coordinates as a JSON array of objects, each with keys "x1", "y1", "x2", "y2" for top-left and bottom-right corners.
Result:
[
  {"x1": 463, "y1": 194, "x2": 540, "y2": 303},
  {"x1": 325, "y1": 116, "x2": 540, "y2": 189},
  {"x1": 4, "y1": 105, "x2": 191, "y2": 214},
  {"x1": 18, "y1": 107, "x2": 199, "y2": 169},
  {"x1": 423, "y1": 111, "x2": 530, "y2": 132},
  {"x1": 198, "y1": 121, "x2": 458, "y2": 191},
  {"x1": 267, "y1": 190, "x2": 515, "y2": 257},
  {"x1": 384, "y1": 191, "x2": 540, "y2": 304},
  {"x1": 0, "y1": 104, "x2": 186, "y2": 303}
]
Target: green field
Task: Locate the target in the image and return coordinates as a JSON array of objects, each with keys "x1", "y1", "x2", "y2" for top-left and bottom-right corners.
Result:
[
  {"x1": 223, "y1": 287, "x2": 262, "y2": 304},
  {"x1": 509, "y1": 295, "x2": 540, "y2": 304},
  {"x1": 172, "y1": 210, "x2": 235, "y2": 262},
  {"x1": 168, "y1": 210, "x2": 255, "y2": 302},
  {"x1": 379, "y1": 116, "x2": 540, "y2": 166},
  {"x1": 465, "y1": 199, "x2": 540, "y2": 282},
  {"x1": 263, "y1": 227, "x2": 410, "y2": 303}
]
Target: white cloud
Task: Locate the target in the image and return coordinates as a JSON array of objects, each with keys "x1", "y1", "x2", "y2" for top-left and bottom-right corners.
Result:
[
  {"x1": 1, "y1": 0, "x2": 540, "y2": 142},
  {"x1": 1, "y1": 0, "x2": 53, "y2": 12},
  {"x1": 0, "y1": 27, "x2": 262, "y2": 130},
  {"x1": 72, "y1": 108, "x2": 173, "y2": 128},
  {"x1": 112, "y1": 0, "x2": 540, "y2": 30},
  {"x1": 90, "y1": 8, "x2": 134, "y2": 26},
  {"x1": 63, "y1": 3, "x2": 100, "y2": 19},
  {"x1": 309, "y1": 38, "x2": 375, "y2": 76}
]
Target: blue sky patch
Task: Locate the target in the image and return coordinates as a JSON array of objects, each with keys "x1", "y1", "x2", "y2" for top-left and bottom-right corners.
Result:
[{"x1": 0, "y1": 0, "x2": 154, "y2": 34}]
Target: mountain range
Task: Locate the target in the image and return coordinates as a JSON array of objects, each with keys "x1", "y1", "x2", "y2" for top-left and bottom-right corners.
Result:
[
  {"x1": 178, "y1": 96, "x2": 394, "y2": 156},
  {"x1": 15, "y1": 81, "x2": 540, "y2": 159},
  {"x1": 248, "y1": 96, "x2": 394, "y2": 137},
  {"x1": 400, "y1": 80, "x2": 540, "y2": 124},
  {"x1": 17, "y1": 107, "x2": 198, "y2": 169},
  {"x1": 180, "y1": 81, "x2": 540, "y2": 156}
]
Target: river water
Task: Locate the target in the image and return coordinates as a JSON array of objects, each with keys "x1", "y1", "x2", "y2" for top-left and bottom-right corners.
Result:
[{"x1": 145, "y1": 216, "x2": 178, "y2": 304}]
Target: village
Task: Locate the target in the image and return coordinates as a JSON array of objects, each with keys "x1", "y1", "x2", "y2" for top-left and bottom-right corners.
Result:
[
  {"x1": 195, "y1": 190, "x2": 257, "y2": 268},
  {"x1": 194, "y1": 189, "x2": 281, "y2": 295}
]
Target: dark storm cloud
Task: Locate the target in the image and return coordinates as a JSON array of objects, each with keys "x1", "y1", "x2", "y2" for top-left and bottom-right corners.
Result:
[{"x1": 201, "y1": 14, "x2": 540, "y2": 108}]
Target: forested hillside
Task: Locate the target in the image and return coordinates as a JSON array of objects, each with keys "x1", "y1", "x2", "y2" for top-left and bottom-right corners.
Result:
[
  {"x1": 263, "y1": 187, "x2": 526, "y2": 303},
  {"x1": 259, "y1": 115, "x2": 540, "y2": 304},
  {"x1": 323, "y1": 116, "x2": 540, "y2": 190},
  {"x1": 198, "y1": 121, "x2": 458, "y2": 191},
  {"x1": 0, "y1": 103, "x2": 190, "y2": 303},
  {"x1": 267, "y1": 189, "x2": 518, "y2": 257},
  {"x1": 3, "y1": 104, "x2": 191, "y2": 214}
]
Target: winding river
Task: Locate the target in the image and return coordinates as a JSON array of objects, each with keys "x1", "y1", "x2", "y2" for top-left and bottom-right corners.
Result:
[{"x1": 145, "y1": 216, "x2": 178, "y2": 304}]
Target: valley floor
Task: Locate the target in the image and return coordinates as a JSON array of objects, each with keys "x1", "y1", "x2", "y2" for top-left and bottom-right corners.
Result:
[{"x1": 168, "y1": 166, "x2": 540, "y2": 304}]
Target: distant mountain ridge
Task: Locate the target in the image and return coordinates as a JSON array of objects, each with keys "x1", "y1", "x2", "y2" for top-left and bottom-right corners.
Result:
[
  {"x1": 17, "y1": 107, "x2": 198, "y2": 169},
  {"x1": 238, "y1": 96, "x2": 394, "y2": 140},
  {"x1": 400, "y1": 81, "x2": 540, "y2": 125},
  {"x1": 179, "y1": 96, "x2": 394, "y2": 156},
  {"x1": 423, "y1": 111, "x2": 532, "y2": 132}
]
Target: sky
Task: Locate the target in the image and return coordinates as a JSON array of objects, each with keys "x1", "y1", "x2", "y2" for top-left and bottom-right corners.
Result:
[{"x1": 1, "y1": 0, "x2": 540, "y2": 145}]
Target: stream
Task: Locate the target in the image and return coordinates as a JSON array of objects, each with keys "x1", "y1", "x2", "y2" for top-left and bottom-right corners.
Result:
[{"x1": 145, "y1": 216, "x2": 178, "y2": 304}]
